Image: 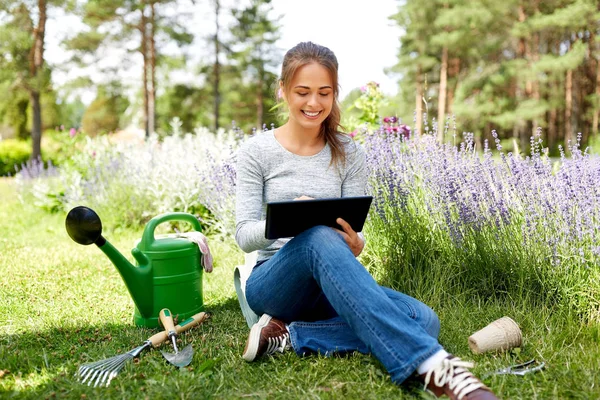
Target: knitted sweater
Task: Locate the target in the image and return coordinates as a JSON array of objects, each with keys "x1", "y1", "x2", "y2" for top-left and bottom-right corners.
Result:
[{"x1": 234, "y1": 130, "x2": 367, "y2": 262}]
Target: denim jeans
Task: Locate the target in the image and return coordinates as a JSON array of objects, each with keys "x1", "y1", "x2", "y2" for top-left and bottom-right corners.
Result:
[{"x1": 245, "y1": 225, "x2": 443, "y2": 384}]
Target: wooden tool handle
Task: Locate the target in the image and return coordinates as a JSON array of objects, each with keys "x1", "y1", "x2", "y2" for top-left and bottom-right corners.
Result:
[
  {"x1": 159, "y1": 308, "x2": 177, "y2": 335},
  {"x1": 147, "y1": 311, "x2": 208, "y2": 347},
  {"x1": 176, "y1": 311, "x2": 208, "y2": 334}
]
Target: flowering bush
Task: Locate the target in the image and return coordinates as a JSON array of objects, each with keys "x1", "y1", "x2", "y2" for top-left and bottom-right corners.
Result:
[
  {"x1": 354, "y1": 81, "x2": 385, "y2": 127},
  {"x1": 363, "y1": 128, "x2": 600, "y2": 321},
  {"x1": 16, "y1": 125, "x2": 243, "y2": 234},
  {"x1": 346, "y1": 81, "x2": 391, "y2": 139}
]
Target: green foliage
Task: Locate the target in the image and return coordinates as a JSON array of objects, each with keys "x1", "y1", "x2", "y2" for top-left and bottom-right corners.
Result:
[
  {"x1": 81, "y1": 85, "x2": 129, "y2": 136},
  {"x1": 353, "y1": 82, "x2": 386, "y2": 128},
  {"x1": 389, "y1": 0, "x2": 599, "y2": 153},
  {"x1": 81, "y1": 98, "x2": 120, "y2": 135},
  {"x1": 0, "y1": 89, "x2": 29, "y2": 139},
  {"x1": 41, "y1": 128, "x2": 87, "y2": 167},
  {"x1": 156, "y1": 84, "x2": 212, "y2": 134},
  {"x1": 0, "y1": 139, "x2": 30, "y2": 176}
]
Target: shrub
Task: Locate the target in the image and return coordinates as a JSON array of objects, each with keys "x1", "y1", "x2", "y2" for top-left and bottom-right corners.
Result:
[
  {"x1": 362, "y1": 129, "x2": 600, "y2": 321},
  {"x1": 0, "y1": 139, "x2": 30, "y2": 176},
  {"x1": 16, "y1": 124, "x2": 243, "y2": 234}
]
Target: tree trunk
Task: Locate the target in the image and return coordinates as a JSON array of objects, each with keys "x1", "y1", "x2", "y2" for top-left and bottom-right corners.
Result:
[
  {"x1": 148, "y1": 1, "x2": 156, "y2": 136},
  {"x1": 141, "y1": 6, "x2": 149, "y2": 137},
  {"x1": 415, "y1": 65, "x2": 423, "y2": 135},
  {"x1": 213, "y1": 0, "x2": 221, "y2": 132},
  {"x1": 517, "y1": 3, "x2": 528, "y2": 150},
  {"x1": 256, "y1": 63, "x2": 264, "y2": 130},
  {"x1": 532, "y1": 31, "x2": 540, "y2": 133},
  {"x1": 447, "y1": 57, "x2": 460, "y2": 117},
  {"x1": 548, "y1": 106, "x2": 557, "y2": 154},
  {"x1": 28, "y1": 0, "x2": 47, "y2": 161},
  {"x1": 565, "y1": 68, "x2": 573, "y2": 149},
  {"x1": 30, "y1": 91, "x2": 42, "y2": 161},
  {"x1": 593, "y1": 57, "x2": 600, "y2": 137},
  {"x1": 529, "y1": 0, "x2": 539, "y2": 135},
  {"x1": 437, "y1": 46, "x2": 448, "y2": 142}
]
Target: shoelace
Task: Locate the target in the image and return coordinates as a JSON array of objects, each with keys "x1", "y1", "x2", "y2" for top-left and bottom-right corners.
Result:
[
  {"x1": 424, "y1": 357, "x2": 485, "y2": 400},
  {"x1": 265, "y1": 332, "x2": 290, "y2": 355}
]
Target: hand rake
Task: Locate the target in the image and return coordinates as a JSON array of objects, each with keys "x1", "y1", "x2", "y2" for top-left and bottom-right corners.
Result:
[{"x1": 76, "y1": 312, "x2": 208, "y2": 387}]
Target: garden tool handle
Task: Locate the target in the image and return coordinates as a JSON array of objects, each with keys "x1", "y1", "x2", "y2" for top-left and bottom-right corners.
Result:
[
  {"x1": 148, "y1": 311, "x2": 209, "y2": 347},
  {"x1": 159, "y1": 308, "x2": 177, "y2": 336}
]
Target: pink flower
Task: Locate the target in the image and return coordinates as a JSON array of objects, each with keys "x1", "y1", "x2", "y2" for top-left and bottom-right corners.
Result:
[
  {"x1": 349, "y1": 130, "x2": 357, "y2": 138},
  {"x1": 69, "y1": 128, "x2": 77, "y2": 137}
]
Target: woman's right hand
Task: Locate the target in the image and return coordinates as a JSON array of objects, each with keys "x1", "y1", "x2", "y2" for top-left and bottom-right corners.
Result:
[{"x1": 294, "y1": 195, "x2": 314, "y2": 201}]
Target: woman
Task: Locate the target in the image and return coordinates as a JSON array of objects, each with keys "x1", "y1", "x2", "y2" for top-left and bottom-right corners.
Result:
[{"x1": 234, "y1": 41, "x2": 497, "y2": 400}]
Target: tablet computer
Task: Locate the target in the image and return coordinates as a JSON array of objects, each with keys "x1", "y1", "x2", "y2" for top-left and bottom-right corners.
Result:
[{"x1": 265, "y1": 196, "x2": 373, "y2": 239}]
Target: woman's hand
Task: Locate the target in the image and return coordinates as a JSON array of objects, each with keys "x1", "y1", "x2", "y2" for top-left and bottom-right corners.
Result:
[
  {"x1": 333, "y1": 217, "x2": 364, "y2": 257},
  {"x1": 294, "y1": 195, "x2": 314, "y2": 201}
]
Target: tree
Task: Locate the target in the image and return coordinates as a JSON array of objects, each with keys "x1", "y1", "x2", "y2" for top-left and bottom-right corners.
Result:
[
  {"x1": 390, "y1": 0, "x2": 600, "y2": 154},
  {"x1": 81, "y1": 83, "x2": 129, "y2": 135},
  {"x1": 65, "y1": 0, "x2": 194, "y2": 137},
  {"x1": 228, "y1": 0, "x2": 281, "y2": 130},
  {"x1": 156, "y1": 83, "x2": 212, "y2": 133},
  {"x1": 388, "y1": 0, "x2": 442, "y2": 136},
  {"x1": 0, "y1": 1, "x2": 61, "y2": 159}
]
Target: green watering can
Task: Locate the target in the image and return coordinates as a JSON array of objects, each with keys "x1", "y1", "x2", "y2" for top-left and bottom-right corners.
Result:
[{"x1": 65, "y1": 206, "x2": 205, "y2": 328}]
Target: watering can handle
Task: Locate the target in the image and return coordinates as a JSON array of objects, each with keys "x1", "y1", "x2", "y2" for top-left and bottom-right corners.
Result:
[
  {"x1": 140, "y1": 212, "x2": 202, "y2": 249},
  {"x1": 147, "y1": 312, "x2": 209, "y2": 347}
]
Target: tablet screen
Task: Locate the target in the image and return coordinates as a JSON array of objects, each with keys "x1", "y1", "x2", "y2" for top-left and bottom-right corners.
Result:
[{"x1": 265, "y1": 196, "x2": 373, "y2": 239}]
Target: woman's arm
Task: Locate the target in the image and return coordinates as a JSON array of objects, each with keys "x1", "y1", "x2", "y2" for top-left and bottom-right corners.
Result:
[
  {"x1": 339, "y1": 141, "x2": 368, "y2": 254},
  {"x1": 341, "y1": 142, "x2": 367, "y2": 198},
  {"x1": 235, "y1": 142, "x2": 276, "y2": 253}
]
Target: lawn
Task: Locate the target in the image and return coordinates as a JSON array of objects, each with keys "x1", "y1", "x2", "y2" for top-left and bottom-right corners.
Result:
[{"x1": 1, "y1": 177, "x2": 599, "y2": 399}]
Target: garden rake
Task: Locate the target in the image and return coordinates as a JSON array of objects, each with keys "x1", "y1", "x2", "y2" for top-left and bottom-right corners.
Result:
[{"x1": 77, "y1": 312, "x2": 208, "y2": 387}]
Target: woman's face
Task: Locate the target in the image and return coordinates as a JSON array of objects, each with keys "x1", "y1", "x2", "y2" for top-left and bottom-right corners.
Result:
[{"x1": 282, "y1": 62, "x2": 334, "y2": 133}]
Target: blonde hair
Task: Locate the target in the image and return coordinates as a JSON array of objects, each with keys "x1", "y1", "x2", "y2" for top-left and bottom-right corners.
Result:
[{"x1": 279, "y1": 42, "x2": 347, "y2": 166}]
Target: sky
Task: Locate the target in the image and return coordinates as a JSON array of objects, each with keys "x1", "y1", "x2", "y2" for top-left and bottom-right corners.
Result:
[
  {"x1": 270, "y1": 0, "x2": 401, "y2": 98},
  {"x1": 45, "y1": 0, "x2": 402, "y2": 104}
]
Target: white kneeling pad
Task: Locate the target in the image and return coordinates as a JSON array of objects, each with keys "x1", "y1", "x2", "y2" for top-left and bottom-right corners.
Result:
[{"x1": 234, "y1": 251, "x2": 260, "y2": 328}]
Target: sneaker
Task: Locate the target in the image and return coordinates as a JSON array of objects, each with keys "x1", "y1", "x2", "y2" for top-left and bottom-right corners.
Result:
[
  {"x1": 419, "y1": 355, "x2": 498, "y2": 400},
  {"x1": 242, "y1": 314, "x2": 291, "y2": 362}
]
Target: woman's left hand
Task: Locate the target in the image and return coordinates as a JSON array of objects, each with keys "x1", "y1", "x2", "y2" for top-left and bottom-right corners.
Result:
[{"x1": 333, "y1": 218, "x2": 364, "y2": 257}]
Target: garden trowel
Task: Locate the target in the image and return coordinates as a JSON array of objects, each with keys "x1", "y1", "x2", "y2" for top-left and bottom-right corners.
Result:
[{"x1": 159, "y1": 308, "x2": 194, "y2": 367}]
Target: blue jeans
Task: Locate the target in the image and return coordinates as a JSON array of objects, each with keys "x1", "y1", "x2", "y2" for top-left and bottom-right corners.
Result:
[{"x1": 245, "y1": 226, "x2": 443, "y2": 384}]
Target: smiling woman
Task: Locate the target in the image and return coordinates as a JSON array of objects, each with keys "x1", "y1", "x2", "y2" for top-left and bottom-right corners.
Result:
[{"x1": 233, "y1": 41, "x2": 499, "y2": 400}]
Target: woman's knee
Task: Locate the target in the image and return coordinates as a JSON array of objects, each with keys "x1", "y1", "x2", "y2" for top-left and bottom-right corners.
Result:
[
  {"x1": 294, "y1": 225, "x2": 346, "y2": 254},
  {"x1": 382, "y1": 287, "x2": 441, "y2": 339},
  {"x1": 298, "y1": 225, "x2": 340, "y2": 242},
  {"x1": 419, "y1": 304, "x2": 441, "y2": 339}
]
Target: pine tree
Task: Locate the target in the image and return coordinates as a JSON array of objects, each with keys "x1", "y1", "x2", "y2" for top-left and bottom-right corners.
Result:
[
  {"x1": 65, "y1": 0, "x2": 194, "y2": 137},
  {"x1": 228, "y1": 0, "x2": 281, "y2": 130},
  {"x1": 0, "y1": 0, "x2": 65, "y2": 160}
]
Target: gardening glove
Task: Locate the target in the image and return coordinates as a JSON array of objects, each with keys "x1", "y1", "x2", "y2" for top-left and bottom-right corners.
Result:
[{"x1": 177, "y1": 231, "x2": 214, "y2": 273}]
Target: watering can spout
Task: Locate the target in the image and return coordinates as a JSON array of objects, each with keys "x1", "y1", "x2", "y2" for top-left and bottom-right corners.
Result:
[
  {"x1": 65, "y1": 206, "x2": 154, "y2": 318},
  {"x1": 99, "y1": 241, "x2": 154, "y2": 317}
]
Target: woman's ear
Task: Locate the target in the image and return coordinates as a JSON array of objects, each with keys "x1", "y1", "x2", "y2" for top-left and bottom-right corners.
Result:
[{"x1": 278, "y1": 82, "x2": 286, "y2": 102}]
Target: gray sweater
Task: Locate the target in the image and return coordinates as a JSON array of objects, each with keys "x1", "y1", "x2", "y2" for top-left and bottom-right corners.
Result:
[{"x1": 235, "y1": 130, "x2": 367, "y2": 262}]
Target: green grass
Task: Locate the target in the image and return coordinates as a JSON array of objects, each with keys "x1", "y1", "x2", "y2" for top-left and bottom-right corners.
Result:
[{"x1": 1, "y1": 177, "x2": 599, "y2": 399}]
